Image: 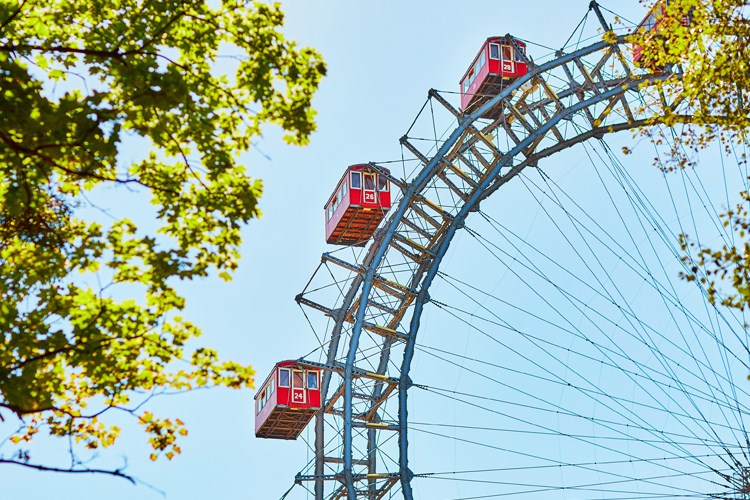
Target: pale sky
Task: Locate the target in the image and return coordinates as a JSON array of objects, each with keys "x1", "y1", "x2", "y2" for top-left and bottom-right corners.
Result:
[{"x1": 8, "y1": 1, "x2": 742, "y2": 500}]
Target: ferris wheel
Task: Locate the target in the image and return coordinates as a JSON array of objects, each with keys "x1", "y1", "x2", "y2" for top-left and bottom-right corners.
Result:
[{"x1": 256, "y1": 2, "x2": 750, "y2": 498}]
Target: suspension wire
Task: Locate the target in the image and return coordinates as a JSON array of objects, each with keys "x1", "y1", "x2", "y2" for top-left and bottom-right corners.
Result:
[
  {"x1": 420, "y1": 469, "x2": 716, "y2": 496},
  {"x1": 433, "y1": 268, "x2": 750, "y2": 424},
  {"x1": 418, "y1": 300, "x2": 728, "y2": 480},
  {"x1": 595, "y1": 135, "x2": 750, "y2": 458},
  {"x1": 434, "y1": 252, "x2": 736, "y2": 474},
  {"x1": 470, "y1": 202, "x2": 743, "y2": 384},
  {"x1": 410, "y1": 417, "x2": 736, "y2": 449},
  {"x1": 474, "y1": 181, "x2": 729, "y2": 377},
  {"x1": 561, "y1": 9, "x2": 591, "y2": 52},
  {"x1": 416, "y1": 316, "x2": 750, "y2": 426},
  {"x1": 523, "y1": 139, "x2": 748, "y2": 371},
  {"x1": 552, "y1": 124, "x2": 749, "y2": 364},
  {"x1": 530, "y1": 138, "x2": 741, "y2": 457},
  {"x1": 414, "y1": 451, "x2": 731, "y2": 477},
  {"x1": 297, "y1": 302, "x2": 326, "y2": 359},
  {"x1": 447, "y1": 489, "x2": 708, "y2": 499},
  {"x1": 420, "y1": 370, "x2": 745, "y2": 451},
  {"x1": 593, "y1": 133, "x2": 750, "y2": 456},
  {"x1": 408, "y1": 426, "x2": 724, "y2": 497},
  {"x1": 536, "y1": 140, "x2": 748, "y2": 469},
  {"x1": 422, "y1": 296, "x2": 747, "y2": 458},
  {"x1": 597, "y1": 3, "x2": 639, "y2": 27},
  {"x1": 398, "y1": 127, "x2": 750, "y2": 494},
  {"x1": 458, "y1": 205, "x2": 740, "y2": 448}
]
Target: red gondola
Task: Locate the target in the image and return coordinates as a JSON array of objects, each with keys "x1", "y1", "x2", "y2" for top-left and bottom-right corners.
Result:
[
  {"x1": 254, "y1": 361, "x2": 322, "y2": 440},
  {"x1": 459, "y1": 35, "x2": 528, "y2": 120},
  {"x1": 632, "y1": 0, "x2": 691, "y2": 71},
  {"x1": 324, "y1": 164, "x2": 392, "y2": 246}
]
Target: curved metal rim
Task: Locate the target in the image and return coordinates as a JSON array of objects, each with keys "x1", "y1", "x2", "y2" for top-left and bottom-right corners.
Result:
[{"x1": 313, "y1": 32, "x2": 681, "y2": 499}]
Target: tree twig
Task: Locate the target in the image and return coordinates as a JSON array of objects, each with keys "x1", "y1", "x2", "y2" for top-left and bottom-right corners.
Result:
[
  {"x1": 0, "y1": 458, "x2": 136, "y2": 484},
  {"x1": 0, "y1": 0, "x2": 28, "y2": 34}
]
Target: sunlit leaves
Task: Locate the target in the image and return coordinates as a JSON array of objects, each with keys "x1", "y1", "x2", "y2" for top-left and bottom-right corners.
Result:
[
  {"x1": 680, "y1": 181, "x2": 750, "y2": 311},
  {"x1": 631, "y1": 1, "x2": 750, "y2": 310},
  {"x1": 630, "y1": 0, "x2": 750, "y2": 146},
  {"x1": 0, "y1": 0, "x2": 325, "y2": 477}
]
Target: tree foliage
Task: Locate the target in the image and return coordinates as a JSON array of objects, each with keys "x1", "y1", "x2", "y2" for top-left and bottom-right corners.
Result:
[
  {"x1": 0, "y1": 0, "x2": 325, "y2": 479},
  {"x1": 638, "y1": 0, "x2": 750, "y2": 137},
  {"x1": 622, "y1": 0, "x2": 750, "y2": 309}
]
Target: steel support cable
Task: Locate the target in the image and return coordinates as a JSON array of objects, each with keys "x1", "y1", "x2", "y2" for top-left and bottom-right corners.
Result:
[
  {"x1": 416, "y1": 338, "x2": 750, "y2": 422},
  {"x1": 517, "y1": 148, "x2": 750, "y2": 387},
  {"x1": 297, "y1": 303, "x2": 327, "y2": 360},
  {"x1": 420, "y1": 379, "x2": 744, "y2": 454},
  {"x1": 408, "y1": 427, "x2": 725, "y2": 497},
  {"x1": 419, "y1": 323, "x2": 750, "y2": 445},
  {"x1": 405, "y1": 425, "x2": 720, "y2": 495},
  {"x1": 301, "y1": 271, "x2": 357, "y2": 297},
  {"x1": 599, "y1": 132, "x2": 739, "y2": 332},
  {"x1": 470, "y1": 145, "x2": 750, "y2": 488},
  {"x1": 472, "y1": 204, "x2": 731, "y2": 355},
  {"x1": 419, "y1": 470, "x2": 716, "y2": 496},
  {"x1": 719, "y1": 140, "x2": 750, "y2": 454},
  {"x1": 670, "y1": 138, "x2": 736, "y2": 248},
  {"x1": 410, "y1": 419, "x2": 736, "y2": 449},
  {"x1": 415, "y1": 317, "x2": 750, "y2": 430},
  {"x1": 595, "y1": 138, "x2": 750, "y2": 452},
  {"x1": 413, "y1": 451, "x2": 731, "y2": 477},
  {"x1": 562, "y1": 8, "x2": 591, "y2": 52},
  {"x1": 416, "y1": 306, "x2": 748, "y2": 463},
  {"x1": 451, "y1": 494, "x2": 707, "y2": 500},
  {"x1": 451, "y1": 219, "x2": 749, "y2": 415},
  {"x1": 520, "y1": 161, "x2": 712, "y2": 359},
  {"x1": 528, "y1": 144, "x2": 743, "y2": 456},
  {"x1": 420, "y1": 374, "x2": 747, "y2": 450},
  {"x1": 595, "y1": 3, "x2": 638, "y2": 27},
  {"x1": 519, "y1": 148, "x2": 749, "y2": 364},
  {"x1": 432, "y1": 268, "x2": 743, "y2": 419},
  {"x1": 656, "y1": 151, "x2": 748, "y2": 442},
  {"x1": 449, "y1": 225, "x2": 735, "y2": 474},
  {"x1": 464, "y1": 210, "x2": 745, "y2": 391},
  {"x1": 591, "y1": 138, "x2": 750, "y2": 457},
  {"x1": 532, "y1": 135, "x2": 717, "y2": 418},
  {"x1": 449, "y1": 490, "x2": 708, "y2": 500},
  {"x1": 476, "y1": 213, "x2": 740, "y2": 478},
  {"x1": 413, "y1": 343, "x2": 724, "y2": 487},
  {"x1": 598, "y1": 134, "x2": 726, "y2": 295}
]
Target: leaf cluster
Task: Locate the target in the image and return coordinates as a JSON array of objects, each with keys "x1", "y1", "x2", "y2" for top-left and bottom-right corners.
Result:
[
  {"x1": 0, "y1": 0, "x2": 325, "y2": 477},
  {"x1": 620, "y1": 2, "x2": 750, "y2": 312},
  {"x1": 630, "y1": 0, "x2": 750, "y2": 149},
  {"x1": 680, "y1": 182, "x2": 750, "y2": 311}
]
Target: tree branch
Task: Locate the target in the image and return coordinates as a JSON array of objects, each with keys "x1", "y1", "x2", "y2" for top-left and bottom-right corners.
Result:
[
  {"x1": 0, "y1": 458, "x2": 136, "y2": 484},
  {"x1": 0, "y1": 44, "x2": 162, "y2": 63},
  {"x1": 0, "y1": 130, "x2": 175, "y2": 194},
  {"x1": 0, "y1": 0, "x2": 28, "y2": 34},
  {"x1": 138, "y1": 8, "x2": 187, "y2": 53}
]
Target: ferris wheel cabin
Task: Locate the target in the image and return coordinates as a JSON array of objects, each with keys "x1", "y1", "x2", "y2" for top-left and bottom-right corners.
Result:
[
  {"x1": 459, "y1": 36, "x2": 528, "y2": 120},
  {"x1": 254, "y1": 361, "x2": 322, "y2": 440},
  {"x1": 324, "y1": 164, "x2": 392, "y2": 246},
  {"x1": 632, "y1": 0, "x2": 691, "y2": 71}
]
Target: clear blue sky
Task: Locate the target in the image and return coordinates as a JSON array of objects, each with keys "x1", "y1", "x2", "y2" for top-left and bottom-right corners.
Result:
[{"x1": 8, "y1": 1, "x2": 738, "y2": 499}]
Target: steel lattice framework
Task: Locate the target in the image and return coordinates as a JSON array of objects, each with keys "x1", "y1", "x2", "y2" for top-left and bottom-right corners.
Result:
[{"x1": 294, "y1": 5, "x2": 695, "y2": 498}]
